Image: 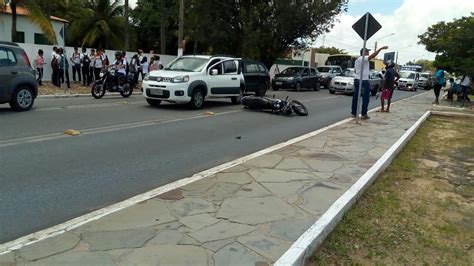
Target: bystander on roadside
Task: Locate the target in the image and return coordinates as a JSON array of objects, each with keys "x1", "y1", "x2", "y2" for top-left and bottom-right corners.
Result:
[
  {"x1": 35, "y1": 49, "x2": 45, "y2": 86},
  {"x1": 379, "y1": 60, "x2": 399, "y2": 113},
  {"x1": 433, "y1": 66, "x2": 445, "y2": 105},
  {"x1": 460, "y1": 74, "x2": 472, "y2": 107}
]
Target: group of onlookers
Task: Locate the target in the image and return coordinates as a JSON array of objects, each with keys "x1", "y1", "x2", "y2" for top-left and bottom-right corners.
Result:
[{"x1": 33, "y1": 47, "x2": 164, "y2": 89}]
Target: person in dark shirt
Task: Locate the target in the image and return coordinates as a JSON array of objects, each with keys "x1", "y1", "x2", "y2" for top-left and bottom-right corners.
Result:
[{"x1": 380, "y1": 60, "x2": 399, "y2": 112}]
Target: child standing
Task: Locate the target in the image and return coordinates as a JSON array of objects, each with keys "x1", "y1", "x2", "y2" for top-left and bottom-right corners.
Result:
[{"x1": 35, "y1": 49, "x2": 45, "y2": 86}]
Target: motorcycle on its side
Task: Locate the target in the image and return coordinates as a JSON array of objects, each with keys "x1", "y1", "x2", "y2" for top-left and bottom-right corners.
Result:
[
  {"x1": 91, "y1": 67, "x2": 134, "y2": 99},
  {"x1": 241, "y1": 95, "x2": 308, "y2": 116}
]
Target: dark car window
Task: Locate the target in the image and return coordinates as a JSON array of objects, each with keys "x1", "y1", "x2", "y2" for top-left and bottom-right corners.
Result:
[
  {"x1": 208, "y1": 58, "x2": 223, "y2": 74},
  {"x1": 245, "y1": 63, "x2": 259, "y2": 73},
  {"x1": 0, "y1": 48, "x2": 18, "y2": 66},
  {"x1": 257, "y1": 64, "x2": 267, "y2": 73},
  {"x1": 223, "y1": 60, "x2": 237, "y2": 74},
  {"x1": 281, "y1": 67, "x2": 303, "y2": 75},
  {"x1": 317, "y1": 67, "x2": 331, "y2": 72}
]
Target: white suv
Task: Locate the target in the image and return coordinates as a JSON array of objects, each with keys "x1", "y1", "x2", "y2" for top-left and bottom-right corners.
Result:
[{"x1": 142, "y1": 55, "x2": 245, "y2": 109}]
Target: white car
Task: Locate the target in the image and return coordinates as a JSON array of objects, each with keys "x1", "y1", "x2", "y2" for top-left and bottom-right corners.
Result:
[
  {"x1": 142, "y1": 55, "x2": 245, "y2": 109},
  {"x1": 329, "y1": 68, "x2": 383, "y2": 96},
  {"x1": 397, "y1": 71, "x2": 419, "y2": 91}
]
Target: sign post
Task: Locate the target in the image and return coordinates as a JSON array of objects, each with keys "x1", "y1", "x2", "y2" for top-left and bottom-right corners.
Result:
[{"x1": 352, "y1": 12, "x2": 381, "y2": 123}]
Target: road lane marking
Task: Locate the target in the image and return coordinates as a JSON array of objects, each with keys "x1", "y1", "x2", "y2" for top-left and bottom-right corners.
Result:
[
  {"x1": 0, "y1": 92, "x2": 428, "y2": 255},
  {"x1": 0, "y1": 95, "x2": 340, "y2": 147}
]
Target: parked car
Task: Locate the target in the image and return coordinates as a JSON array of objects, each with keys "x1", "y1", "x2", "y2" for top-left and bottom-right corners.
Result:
[
  {"x1": 317, "y1": 65, "x2": 342, "y2": 89},
  {"x1": 397, "y1": 71, "x2": 419, "y2": 91},
  {"x1": 329, "y1": 68, "x2": 382, "y2": 96},
  {"x1": 417, "y1": 72, "x2": 433, "y2": 90},
  {"x1": 271, "y1": 66, "x2": 319, "y2": 91},
  {"x1": 142, "y1": 55, "x2": 248, "y2": 109},
  {"x1": 241, "y1": 59, "x2": 270, "y2": 96},
  {"x1": 0, "y1": 41, "x2": 38, "y2": 111}
]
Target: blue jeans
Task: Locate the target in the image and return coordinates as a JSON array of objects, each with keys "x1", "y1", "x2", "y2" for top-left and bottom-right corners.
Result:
[{"x1": 352, "y1": 79, "x2": 370, "y2": 116}]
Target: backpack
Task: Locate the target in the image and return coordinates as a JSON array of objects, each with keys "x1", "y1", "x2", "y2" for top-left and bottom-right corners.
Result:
[
  {"x1": 51, "y1": 56, "x2": 59, "y2": 71},
  {"x1": 129, "y1": 58, "x2": 138, "y2": 73},
  {"x1": 82, "y1": 53, "x2": 90, "y2": 68}
]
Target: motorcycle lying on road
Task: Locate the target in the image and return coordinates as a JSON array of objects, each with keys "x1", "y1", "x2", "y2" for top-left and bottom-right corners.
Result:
[
  {"x1": 91, "y1": 66, "x2": 134, "y2": 99},
  {"x1": 241, "y1": 95, "x2": 308, "y2": 116}
]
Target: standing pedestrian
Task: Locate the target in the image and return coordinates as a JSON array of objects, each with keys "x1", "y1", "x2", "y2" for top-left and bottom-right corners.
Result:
[
  {"x1": 141, "y1": 56, "x2": 149, "y2": 80},
  {"x1": 35, "y1": 49, "x2": 45, "y2": 86},
  {"x1": 460, "y1": 74, "x2": 472, "y2": 107},
  {"x1": 446, "y1": 77, "x2": 454, "y2": 101},
  {"x1": 433, "y1": 66, "x2": 445, "y2": 105},
  {"x1": 93, "y1": 49, "x2": 103, "y2": 81},
  {"x1": 80, "y1": 47, "x2": 91, "y2": 86},
  {"x1": 89, "y1": 48, "x2": 96, "y2": 84},
  {"x1": 70, "y1": 47, "x2": 81, "y2": 83},
  {"x1": 129, "y1": 54, "x2": 140, "y2": 87},
  {"x1": 153, "y1": 55, "x2": 163, "y2": 70},
  {"x1": 58, "y1": 48, "x2": 70, "y2": 89},
  {"x1": 149, "y1": 56, "x2": 156, "y2": 72},
  {"x1": 379, "y1": 60, "x2": 399, "y2": 113},
  {"x1": 351, "y1": 46, "x2": 388, "y2": 119},
  {"x1": 51, "y1": 46, "x2": 60, "y2": 87}
]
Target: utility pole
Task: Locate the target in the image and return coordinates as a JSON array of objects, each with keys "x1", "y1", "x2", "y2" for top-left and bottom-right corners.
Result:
[
  {"x1": 178, "y1": 0, "x2": 184, "y2": 56},
  {"x1": 124, "y1": 0, "x2": 129, "y2": 50}
]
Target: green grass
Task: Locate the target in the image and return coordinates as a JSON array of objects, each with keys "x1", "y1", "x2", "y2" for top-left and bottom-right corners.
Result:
[{"x1": 308, "y1": 116, "x2": 474, "y2": 265}]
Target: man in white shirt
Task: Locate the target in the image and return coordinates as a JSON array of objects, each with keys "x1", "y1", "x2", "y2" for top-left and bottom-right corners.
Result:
[
  {"x1": 70, "y1": 47, "x2": 81, "y2": 83},
  {"x1": 351, "y1": 46, "x2": 388, "y2": 119},
  {"x1": 460, "y1": 74, "x2": 471, "y2": 106}
]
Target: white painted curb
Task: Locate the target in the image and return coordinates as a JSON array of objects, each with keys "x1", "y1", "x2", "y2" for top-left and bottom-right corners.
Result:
[{"x1": 275, "y1": 110, "x2": 432, "y2": 266}]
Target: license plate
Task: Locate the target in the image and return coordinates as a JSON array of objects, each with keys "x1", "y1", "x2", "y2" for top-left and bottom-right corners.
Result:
[
  {"x1": 275, "y1": 82, "x2": 282, "y2": 85},
  {"x1": 151, "y1": 89, "x2": 164, "y2": 96}
]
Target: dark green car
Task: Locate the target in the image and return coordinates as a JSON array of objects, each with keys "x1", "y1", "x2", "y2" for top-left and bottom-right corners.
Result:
[{"x1": 0, "y1": 42, "x2": 38, "y2": 111}]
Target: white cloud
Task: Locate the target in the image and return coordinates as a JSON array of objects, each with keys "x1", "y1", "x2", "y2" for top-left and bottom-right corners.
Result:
[{"x1": 314, "y1": 0, "x2": 474, "y2": 64}]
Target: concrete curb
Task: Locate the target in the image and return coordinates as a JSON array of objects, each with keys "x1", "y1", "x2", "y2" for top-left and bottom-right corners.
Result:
[{"x1": 275, "y1": 110, "x2": 432, "y2": 266}]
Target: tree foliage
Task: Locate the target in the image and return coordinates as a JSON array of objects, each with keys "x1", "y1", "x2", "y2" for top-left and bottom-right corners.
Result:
[
  {"x1": 183, "y1": 0, "x2": 347, "y2": 67},
  {"x1": 66, "y1": 0, "x2": 125, "y2": 49},
  {"x1": 313, "y1": 46, "x2": 346, "y2": 55},
  {"x1": 414, "y1": 59, "x2": 434, "y2": 72},
  {"x1": 418, "y1": 14, "x2": 474, "y2": 75}
]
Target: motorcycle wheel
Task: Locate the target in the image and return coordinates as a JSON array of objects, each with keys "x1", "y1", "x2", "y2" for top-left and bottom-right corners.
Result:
[
  {"x1": 91, "y1": 82, "x2": 106, "y2": 99},
  {"x1": 120, "y1": 83, "x2": 133, "y2": 98},
  {"x1": 291, "y1": 100, "x2": 308, "y2": 116}
]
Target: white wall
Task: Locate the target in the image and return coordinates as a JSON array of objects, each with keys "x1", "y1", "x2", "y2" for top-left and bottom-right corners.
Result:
[
  {"x1": 0, "y1": 14, "x2": 65, "y2": 46},
  {"x1": 18, "y1": 43, "x2": 177, "y2": 81}
]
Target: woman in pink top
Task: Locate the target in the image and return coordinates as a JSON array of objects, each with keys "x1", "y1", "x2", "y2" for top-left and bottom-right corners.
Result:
[{"x1": 35, "y1": 49, "x2": 45, "y2": 85}]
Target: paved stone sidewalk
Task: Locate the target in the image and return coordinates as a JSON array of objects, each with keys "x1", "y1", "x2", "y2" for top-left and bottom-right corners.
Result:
[{"x1": 1, "y1": 92, "x2": 436, "y2": 266}]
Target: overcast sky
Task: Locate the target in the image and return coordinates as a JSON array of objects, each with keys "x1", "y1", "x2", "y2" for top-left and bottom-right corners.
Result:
[{"x1": 128, "y1": 0, "x2": 474, "y2": 64}]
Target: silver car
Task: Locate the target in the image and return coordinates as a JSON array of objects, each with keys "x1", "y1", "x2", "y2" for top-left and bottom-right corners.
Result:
[{"x1": 329, "y1": 68, "x2": 383, "y2": 96}]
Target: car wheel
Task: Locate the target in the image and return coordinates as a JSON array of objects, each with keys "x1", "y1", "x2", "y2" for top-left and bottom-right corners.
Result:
[
  {"x1": 146, "y1": 98, "x2": 162, "y2": 106},
  {"x1": 329, "y1": 90, "x2": 335, "y2": 94},
  {"x1": 10, "y1": 86, "x2": 34, "y2": 111},
  {"x1": 272, "y1": 86, "x2": 279, "y2": 91},
  {"x1": 189, "y1": 88, "x2": 205, "y2": 109},
  {"x1": 255, "y1": 83, "x2": 267, "y2": 96},
  {"x1": 294, "y1": 82, "x2": 302, "y2": 92}
]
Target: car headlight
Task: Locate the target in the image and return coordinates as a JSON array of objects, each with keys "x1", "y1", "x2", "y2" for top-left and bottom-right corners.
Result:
[
  {"x1": 143, "y1": 73, "x2": 150, "y2": 81},
  {"x1": 172, "y1": 75, "x2": 190, "y2": 83},
  {"x1": 287, "y1": 77, "x2": 294, "y2": 81},
  {"x1": 347, "y1": 81, "x2": 354, "y2": 85}
]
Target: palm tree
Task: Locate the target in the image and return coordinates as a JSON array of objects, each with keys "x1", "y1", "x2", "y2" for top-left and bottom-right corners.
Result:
[
  {"x1": 67, "y1": 0, "x2": 125, "y2": 49},
  {"x1": 4, "y1": 0, "x2": 57, "y2": 44}
]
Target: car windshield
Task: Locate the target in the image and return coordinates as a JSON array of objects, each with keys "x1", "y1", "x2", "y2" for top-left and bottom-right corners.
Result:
[
  {"x1": 317, "y1": 67, "x2": 333, "y2": 72},
  {"x1": 420, "y1": 74, "x2": 430, "y2": 79},
  {"x1": 281, "y1": 67, "x2": 302, "y2": 75},
  {"x1": 400, "y1": 72, "x2": 416, "y2": 79},
  {"x1": 164, "y1": 57, "x2": 208, "y2": 72},
  {"x1": 341, "y1": 69, "x2": 356, "y2": 77}
]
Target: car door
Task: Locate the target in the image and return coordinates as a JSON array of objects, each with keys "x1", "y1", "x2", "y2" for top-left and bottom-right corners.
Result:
[
  {"x1": 310, "y1": 68, "x2": 319, "y2": 87},
  {"x1": 301, "y1": 68, "x2": 311, "y2": 88},
  {"x1": 243, "y1": 62, "x2": 258, "y2": 92},
  {"x1": 207, "y1": 59, "x2": 241, "y2": 96},
  {"x1": 0, "y1": 47, "x2": 18, "y2": 102}
]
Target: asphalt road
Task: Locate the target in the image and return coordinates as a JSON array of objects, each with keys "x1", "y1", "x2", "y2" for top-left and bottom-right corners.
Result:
[{"x1": 0, "y1": 89, "x2": 423, "y2": 243}]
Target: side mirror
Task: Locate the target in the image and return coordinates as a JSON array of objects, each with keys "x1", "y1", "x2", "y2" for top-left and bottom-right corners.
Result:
[{"x1": 211, "y1": 69, "x2": 218, "y2": 76}]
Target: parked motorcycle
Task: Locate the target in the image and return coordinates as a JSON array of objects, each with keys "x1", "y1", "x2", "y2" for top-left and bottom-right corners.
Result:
[
  {"x1": 241, "y1": 95, "x2": 308, "y2": 116},
  {"x1": 91, "y1": 67, "x2": 134, "y2": 99}
]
